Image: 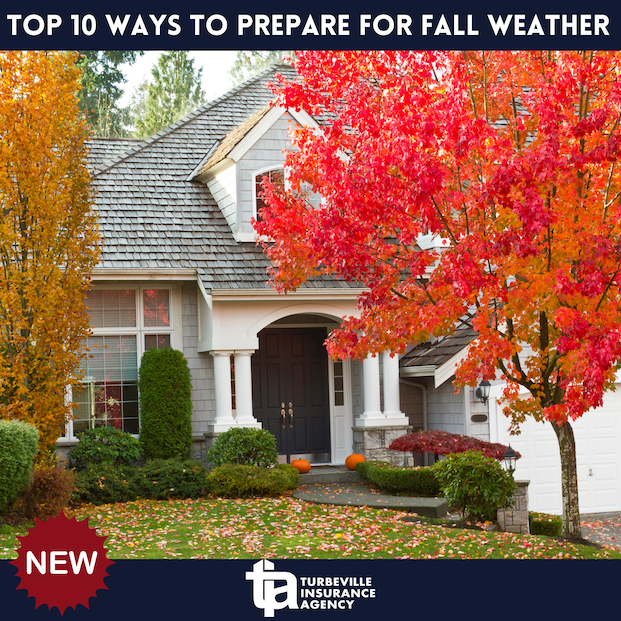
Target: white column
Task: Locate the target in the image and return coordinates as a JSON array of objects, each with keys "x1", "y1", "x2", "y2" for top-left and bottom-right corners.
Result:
[
  {"x1": 208, "y1": 351, "x2": 236, "y2": 432},
  {"x1": 355, "y1": 353, "x2": 385, "y2": 426},
  {"x1": 233, "y1": 350, "x2": 261, "y2": 428},
  {"x1": 382, "y1": 351, "x2": 408, "y2": 424}
]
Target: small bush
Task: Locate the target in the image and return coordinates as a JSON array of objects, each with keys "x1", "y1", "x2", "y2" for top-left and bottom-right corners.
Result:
[
  {"x1": 14, "y1": 465, "x2": 76, "y2": 520},
  {"x1": 72, "y1": 463, "x2": 138, "y2": 506},
  {"x1": 209, "y1": 463, "x2": 300, "y2": 498},
  {"x1": 529, "y1": 512, "x2": 563, "y2": 536},
  {"x1": 356, "y1": 460, "x2": 441, "y2": 497},
  {"x1": 133, "y1": 459, "x2": 211, "y2": 500},
  {"x1": 433, "y1": 451, "x2": 517, "y2": 524},
  {"x1": 67, "y1": 426, "x2": 142, "y2": 471},
  {"x1": 207, "y1": 427, "x2": 278, "y2": 468},
  {"x1": 139, "y1": 348, "x2": 193, "y2": 460},
  {"x1": 0, "y1": 420, "x2": 39, "y2": 514}
]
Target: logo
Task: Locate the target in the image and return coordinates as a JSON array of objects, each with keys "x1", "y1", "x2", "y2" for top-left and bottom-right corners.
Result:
[
  {"x1": 9, "y1": 512, "x2": 115, "y2": 615},
  {"x1": 246, "y1": 560, "x2": 377, "y2": 616},
  {"x1": 246, "y1": 559, "x2": 299, "y2": 617}
]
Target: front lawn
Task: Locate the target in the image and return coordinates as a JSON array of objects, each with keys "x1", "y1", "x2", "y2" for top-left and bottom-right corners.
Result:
[{"x1": 1, "y1": 494, "x2": 619, "y2": 560}]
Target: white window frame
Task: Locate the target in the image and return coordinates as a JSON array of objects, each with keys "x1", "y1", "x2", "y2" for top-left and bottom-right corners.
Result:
[
  {"x1": 62, "y1": 284, "x2": 180, "y2": 440},
  {"x1": 252, "y1": 164, "x2": 286, "y2": 222}
]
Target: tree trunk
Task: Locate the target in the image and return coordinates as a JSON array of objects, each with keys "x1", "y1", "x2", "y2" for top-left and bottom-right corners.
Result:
[{"x1": 551, "y1": 420, "x2": 582, "y2": 538}]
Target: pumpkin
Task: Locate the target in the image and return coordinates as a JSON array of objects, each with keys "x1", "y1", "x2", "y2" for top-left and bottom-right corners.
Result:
[
  {"x1": 345, "y1": 453, "x2": 366, "y2": 471},
  {"x1": 290, "y1": 459, "x2": 311, "y2": 474}
]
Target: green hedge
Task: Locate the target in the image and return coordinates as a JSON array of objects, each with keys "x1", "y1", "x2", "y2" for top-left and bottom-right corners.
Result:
[
  {"x1": 207, "y1": 427, "x2": 278, "y2": 468},
  {"x1": 73, "y1": 463, "x2": 138, "y2": 506},
  {"x1": 529, "y1": 512, "x2": 563, "y2": 536},
  {"x1": 208, "y1": 463, "x2": 300, "y2": 498},
  {"x1": 72, "y1": 459, "x2": 211, "y2": 506},
  {"x1": 0, "y1": 420, "x2": 39, "y2": 513},
  {"x1": 132, "y1": 459, "x2": 211, "y2": 501},
  {"x1": 138, "y1": 348, "x2": 193, "y2": 460},
  {"x1": 356, "y1": 460, "x2": 441, "y2": 497}
]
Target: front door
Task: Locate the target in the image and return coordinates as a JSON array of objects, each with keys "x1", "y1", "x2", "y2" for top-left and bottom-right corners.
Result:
[{"x1": 252, "y1": 327, "x2": 331, "y2": 463}]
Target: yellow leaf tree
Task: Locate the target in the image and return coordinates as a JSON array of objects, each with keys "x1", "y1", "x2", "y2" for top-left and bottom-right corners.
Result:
[{"x1": 0, "y1": 51, "x2": 100, "y2": 457}]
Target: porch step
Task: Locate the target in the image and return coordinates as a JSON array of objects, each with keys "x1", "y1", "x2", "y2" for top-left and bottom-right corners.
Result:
[{"x1": 299, "y1": 466, "x2": 362, "y2": 484}]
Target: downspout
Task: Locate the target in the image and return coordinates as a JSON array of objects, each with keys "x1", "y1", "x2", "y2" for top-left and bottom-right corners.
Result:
[{"x1": 399, "y1": 378, "x2": 429, "y2": 466}]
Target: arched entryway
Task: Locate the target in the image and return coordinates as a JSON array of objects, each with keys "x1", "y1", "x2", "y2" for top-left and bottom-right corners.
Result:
[{"x1": 252, "y1": 326, "x2": 331, "y2": 463}]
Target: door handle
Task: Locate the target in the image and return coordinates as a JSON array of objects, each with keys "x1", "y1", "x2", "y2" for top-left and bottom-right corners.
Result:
[
  {"x1": 288, "y1": 402, "x2": 293, "y2": 428},
  {"x1": 281, "y1": 403, "x2": 286, "y2": 429}
]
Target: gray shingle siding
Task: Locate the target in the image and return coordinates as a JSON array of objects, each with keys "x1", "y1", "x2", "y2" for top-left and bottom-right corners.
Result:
[{"x1": 182, "y1": 282, "x2": 215, "y2": 431}]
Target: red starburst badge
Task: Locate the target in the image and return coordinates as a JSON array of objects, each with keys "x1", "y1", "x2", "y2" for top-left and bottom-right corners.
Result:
[{"x1": 9, "y1": 512, "x2": 115, "y2": 615}]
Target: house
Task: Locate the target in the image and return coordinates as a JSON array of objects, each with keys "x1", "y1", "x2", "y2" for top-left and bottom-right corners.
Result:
[
  {"x1": 58, "y1": 64, "x2": 415, "y2": 468},
  {"x1": 58, "y1": 64, "x2": 621, "y2": 517}
]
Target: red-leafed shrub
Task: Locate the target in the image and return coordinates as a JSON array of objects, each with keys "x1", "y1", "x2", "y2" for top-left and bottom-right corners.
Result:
[
  {"x1": 389, "y1": 430, "x2": 520, "y2": 462},
  {"x1": 14, "y1": 464, "x2": 76, "y2": 520}
]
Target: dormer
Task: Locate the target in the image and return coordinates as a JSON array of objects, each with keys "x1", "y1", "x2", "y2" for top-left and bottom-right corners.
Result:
[{"x1": 191, "y1": 105, "x2": 319, "y2": 242}]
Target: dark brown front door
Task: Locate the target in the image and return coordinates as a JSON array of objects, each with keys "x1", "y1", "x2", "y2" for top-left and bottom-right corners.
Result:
[{"x1": 252, "y1": 327, "x2": 331, "y2": 463}]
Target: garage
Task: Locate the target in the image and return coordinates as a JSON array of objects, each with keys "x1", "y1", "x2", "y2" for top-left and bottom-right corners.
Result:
[{"x1": 490, "y1": 386, "x2": 621, "y2": 515}]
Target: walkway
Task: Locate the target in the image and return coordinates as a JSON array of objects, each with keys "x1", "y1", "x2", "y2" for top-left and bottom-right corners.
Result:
[{"x1": 295, "y1": 467, "x2": 621, "y2": 549}]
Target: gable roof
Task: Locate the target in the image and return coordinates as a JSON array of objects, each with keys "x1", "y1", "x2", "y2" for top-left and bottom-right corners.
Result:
[
  {"x1": 89, "y1": 64, "x2": 354, "y2": 292},
  {"x1": 195, "y1": 104, "x2": 272, "y2": 176},
  {"x1": 400, "y1": 324, "x2": 476, "y2": 386}
]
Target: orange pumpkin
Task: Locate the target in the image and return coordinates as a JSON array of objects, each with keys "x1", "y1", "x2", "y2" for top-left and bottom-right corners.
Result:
[
  {"x1": 345, "y1": 453, "x2": 366, "y2": 471},
  {"x1": 290, "y1": 459, "x2": 311, "y2": 474}
]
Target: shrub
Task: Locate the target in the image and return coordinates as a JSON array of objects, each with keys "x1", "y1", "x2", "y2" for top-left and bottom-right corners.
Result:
[
  {"x1": 433, "y1": 451, "x2": 517, "y2": 524},
  {"x1": 209, "y1": 463, "x2": 300, "y2": 498},
  {"x1": 355, "y1": 460, "x2": 441, "y2": 497},
  {"x1": 14, "y1": 464, "x2": 76, "y2": 520},
  {"x1": 67, "y1": 426, "x2": 142, "y2": 471},
  {"x1": 0, "y1": 420, "x2": 39, "y2": 514},
  {"x1": 139, "y1": 348, "x2": 193, "y2": 460},
  {"x1": 529, "y1": 512, "x2": 563, "y2": 536},
  {"x1": 133, "y1": 459, "x2": 211, "y2": 500},
  {"x1": 72, "y1": 463, "x2": 138, "y2": 506},
  {"x1": 72, "y1": 460, "x2": 211, "y2": 506},
  {"x1": 207, "y1": 427, "x2": 278, "y2": 468}
]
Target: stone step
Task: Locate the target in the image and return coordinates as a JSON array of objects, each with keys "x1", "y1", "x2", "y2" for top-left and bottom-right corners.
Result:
[
  {"x1": 299, "y1": 466, "x2": 361, "y2": 484},
  {"x1": 293, "y1": 481, "x2": 449, "y2": 518}
]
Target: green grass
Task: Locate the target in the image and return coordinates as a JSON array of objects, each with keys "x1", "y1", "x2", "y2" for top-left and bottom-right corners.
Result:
[{"x1": 1, "y1": 494, "x2": 619, "y2": 560}]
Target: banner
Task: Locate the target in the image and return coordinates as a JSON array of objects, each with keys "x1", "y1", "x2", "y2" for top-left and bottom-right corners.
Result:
[
  {"x1": 1, "y1": 557, "x2": 617, "y2": 619},
  {"x1": 0, "y1": 0, "x2": 618, "y2": 49}
]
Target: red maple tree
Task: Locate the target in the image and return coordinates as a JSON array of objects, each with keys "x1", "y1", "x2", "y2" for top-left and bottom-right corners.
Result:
[{"x1": 256, "y1": 51, "x2": 621, "y2": 538}]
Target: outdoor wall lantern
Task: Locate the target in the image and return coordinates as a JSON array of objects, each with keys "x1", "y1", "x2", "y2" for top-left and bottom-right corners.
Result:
[
  {"x1": 503, "y1": 445, "x2": 517, "y2": 476},
  {"x1": 475, "y1": 380, "x2": 491, "y2": 405}
]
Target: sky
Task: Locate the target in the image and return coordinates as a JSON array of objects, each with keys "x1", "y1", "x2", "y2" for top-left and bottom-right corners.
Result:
[{"x1": 118, "y1": 50, "x2": 239, "y2": 106}]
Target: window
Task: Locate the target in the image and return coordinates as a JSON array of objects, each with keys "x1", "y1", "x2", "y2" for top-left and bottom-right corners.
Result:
[
  {"x1": 145, "y1": 334, "x2": 171, "y2": 350},
  {"x1": 66, "y1": 287, "x2": 174, "y2": 438},
  {"x1": 87, "y1": 289, "x2": 136, "y2": 328},
  {"x1": 333, "y1": 360, "x2": 345, "y2": 406},
  {"x1": 143, "y1": 289, "x2": 170, "y2": 327},
  {"x1": 230, "y1": 355, "x2": 236, "y2": 411},
  {"x1": 73, "y1": 335, "x2": 139, "y2": 434},
  {"x1": 254, "y1": 167, "x2": 284, "y2": 221}
]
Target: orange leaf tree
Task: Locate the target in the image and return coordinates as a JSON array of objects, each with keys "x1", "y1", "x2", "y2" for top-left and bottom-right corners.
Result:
[
  {"x1": 257, "y1": 51, "x2": 621, "y2": 538},
  {"x1": 0, "y1": 51, "x2": 100, "y2": 457}
]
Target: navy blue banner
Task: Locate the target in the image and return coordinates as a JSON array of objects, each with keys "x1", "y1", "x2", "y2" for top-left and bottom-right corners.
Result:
[
  {"x1": 0, "y1": 558, "x2": 617, "y2": 620},
  {"x1": 0, "y1": 0, "x2": 618, "y2": 50}
]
